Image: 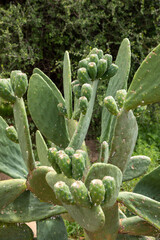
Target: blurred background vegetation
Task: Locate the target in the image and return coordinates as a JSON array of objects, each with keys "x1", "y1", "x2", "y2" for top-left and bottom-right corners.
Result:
[{"x1": 0, "y1": 1, "x2": 160, "y2": 238}]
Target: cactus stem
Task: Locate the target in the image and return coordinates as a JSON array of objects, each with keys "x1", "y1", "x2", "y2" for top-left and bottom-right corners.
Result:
[{"x1": 13, "y1": 97, "x2": 35, "y2": 172}]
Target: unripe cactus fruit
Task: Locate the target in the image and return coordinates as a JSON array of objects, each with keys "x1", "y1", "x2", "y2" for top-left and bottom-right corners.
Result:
[
  {"x1": 104, "y1": 96, "x2": 119, "y2": 116},
  {"x1": 97, "y1": 49, "x2": 103, "y2": 59},
  {"x1": 65, "y1": 147, "x2": 75, "y2": 159},
  {"x1": 54, "y1": 181, "x2": 74, "y2": 204},
  {"x1": 102, "y1": 176, "x2": 116, "y2": 204},
  {"x1": 79, "y1": 59, "x2": 89, "y2": 69},
  {"x1": 77, "y1": 67, "x2": 91, "y2": 85},
  {"x1": 115, "y1": 89, "x2": 127, "y2": 108},
  {"x1": 81, "y1": 83, "x2": 92, "y2": 101},
  {"x1": 56, "y1": 150, "x2": 72, "y2": 178},
  {"x1": 89, "y1": 179, "x2": 105, "y2": 206},
  {"x1": 87, "y1": 62, "x2": 97, "y2": 80},
  {"x1": 103, "y1": 54, "x2": 112, "y2": 67},
  {"x1": 90, "y1": 47, "x2": 99, "y2": 55},
  {"x1": 79, "y1": 96, "x2": 88, "y2": 115},
  {"x1": 89, "y1": 54, "x2": 99, "y2": 65},
  {"x1": 0, "y1": 78, "x2": 16, "y2": 103},
  {"x1": 72, "y1": 152, "x2": 85, "y2": 180},
  {"x1": 97, "y1": 59, "x2": 108, "y2": 78},
  {"x1": 71, "y1": 79, "x2": 79, "y2": 87},
  {"x1": 70, "y1": 181, "x2": 91, "y2": 208},
  {"x1": 5, "y1": 126, "x2": 19, "y2": 143},
  {"x1": 10, "y1": 71, "x2": 28, "y2": 98},
  {"x1": 57, "y1": 102, "x2": 67, "y2": 117},
  {"x1": 48, "y1": 147, "x2": 62, "y2": 174},
  {"x1": 72, "y1": 83, "x2": 82, "y2": 99}
]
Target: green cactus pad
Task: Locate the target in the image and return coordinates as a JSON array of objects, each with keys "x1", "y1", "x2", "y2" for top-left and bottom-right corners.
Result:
[
  {"x1": 79, "y1": 96, "x2": 88, "y2": 115},
  {"x1": 0, "y1": 190, "x2": 66, "y2": 223},
  {"x1": 27, "y1": 166, "x2": 61, "y2": 205},
  {"x1": 72, "y1": 152, "x2": 85, "y2": 180},
  {"x1": 0, "y1": 116, "x2": 28, "y2": 179},
  {"x1": 89, "y1": 54, "x2": 99, "y2": 65},
  {"x1": 0, "y1": 78, "x2": 16, "y2": 103},
  {"x1": 109, "y1": 109, "x2": 138, "y2": 173},
  {"x1": 5, "y1": 125, "x2": 19, "y2": 143},
  {"x1": 0, "y1": 179, "x2": 26, "y2": 210},
  {"x1": 77, "y1": 67, "x2": 91, "y2": 84},
  {"x1": 117, "y1": 192, "x2": 160, "y2": 230},
  {"x1": 102, "y1": 176, "x2": 116, "y2": 205},
  {"x1": 48, "y1": 147, "x2": 62, "y2": 173},
  {"x1": 63, "y1": 51, "x2": 72, "y2": 119},
  {"x1": 104, "y1": 96, "x2": 119, "y2": 116},
  {"x1": 85, "y1": 163, "x2": 122, "y2": 207},
  {"x1": 63, "y1": 203, "x2": 105, "y2": 232},
  {"x1": 0, "y1": 223, "x2": 34, "y2": 240},
  {"x1": 124, "y1": 43, "x2": 160, "y2": 111},
  {"x1": 89, "y1": 179, "x2": 105, "y2": 206},
  {"x1": 37, "y1": 216, "x2": 68, "y2": 240},
  {"x1": 81, "y1": 83, "x2": 92, "y2": 102},
  {"x1": 100, "y1": 38, "x2": 131, "y2": 145},
  {"x1": 33, "y1": 68, "x2": 65, "y2": 104},
  {"x1": 36, "y1": 130, "x2": 51, "y2": 166},
  {"x1": 133, "y1": 166, "x2": 160, "y2": 201},
  {"x1": 72, "y1": 83, "x2": 82, "y2": 99},
  {"x1": 56, "y1": 150, "x2": 72, "y2": 178},
  {"x1": 10, "y1": 71, "x2": 28, "y2": 98},
  {"x1": 99, "y1": 141, "x2": 109, "y2": 163},
  {"x1": 123, "y1": 155, "x2": 151, "y2": 182},
  {"x1": 115, "y1": 89, "x2": 127, "y2": 108},
  {"x1": 27, "y1": 73, "x2": 70, "y2": 148},
  {"x1": 97, "y1": 59, "x2": 108, "y2": 79},
  {"x1": 57, "y1": 102, "x2": 67, "y2": 117},
  {"x1": 70, "y1": 181, "x2": 91, "y2": 208},
  {"x1": 54, "y1": 181, "x2": 74, "y2": 204},
  {"x1": 87, "y1": 62, "x2": 97, "y2": 80}
]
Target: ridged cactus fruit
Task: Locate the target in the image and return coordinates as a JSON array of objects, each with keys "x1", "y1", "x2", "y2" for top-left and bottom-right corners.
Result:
[
  {"x1": 89, "y1": 54, "x2": 99, "y2": 65},
  {"x1": 103, "y1": 54, "x2": 112, "y2": 67},
  {"x1": 81, "y1": 83, "x2": 92, "y2": 101},
  {"x1": 89, "y1": 179, "x2": 105, "y2": 206},
  {"x1": 79, "y1": 96, "x2": 88, "y2": 115},
  {"x1": 70, "y1": 181, "x2": 91, "y2": 207},
  {"x1": 97, "y1": 59, "x2": 108, "y2": 78},
  {"x1": 72, "y1": 152, "x2": 86, "y2": 180},
  {"x1": 79, "y1": 58, "x2": 89, "y2": 68},
  {"x1": 72, "y1": 83, "x2": 82, "y2": 99},
  {"x1": 48, "y1": 147, "x2": 62, "y2": 174},
  {"x1": 0, "y1": 78, "x2": 16, "y2": 103},
  {"x1": 87, "y1": 62, "x2": 97, "y2": 80},
  {"x1": 5, "y1": 125, "x2": 19, "y2": 143},
  {"x1": 102, "y1": 176, "x2": 116, "y2": 204},
  {"x1": 10, "y1": 71, "x2": 28, "y2": 98},
  {"x1": 64, "y1": 147, "x2": 75, "y2": 158},
  {"x1": 99, "y1": 141, "x2": 109, "y2": 163},
  {"x1": 102, "y1": 63, "x2": 119, "y2": 80},
  {"x1": 56, "y1": 150, "x2": 72, "y2": 178},
  {"x1": 78, "y1": 67, "x2": 91, "y2": 84},
  {"x1": 115, "y1": 89, "x2": 127, "y2": 108},
  {"x1": 104, "y1": 96, "x2": 119, "y2": 116},
  {"x1": 54, "y1": 181, "x2": 74, "y2": 204}
]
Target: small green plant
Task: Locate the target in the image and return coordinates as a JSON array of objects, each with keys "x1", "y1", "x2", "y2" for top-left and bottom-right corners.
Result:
[{"x1": 0, "y1": 38, "x2": 160, "y2": 240}]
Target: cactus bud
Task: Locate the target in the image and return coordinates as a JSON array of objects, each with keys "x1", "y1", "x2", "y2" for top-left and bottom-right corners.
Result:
[
  {"x1": 87, "y1": 62, "x2": 97, "y2": 80},
  {"x1": 104, "y1": 96, "x2": 119, "y2": 116},
  {"x1": 102, "y1": 64, "x2": 119, "y2": 80},
  {"x1": 56, "y1": 150, "x2": 72, "y2": 178},
  {"x1": 72, "y1": 84, "x2": 82, "y2": 99},
  {"x1": 47, "y1": 147, "x2": 62, "y2": 174},
  {"x1": 79, "y1": 96, "x2": 88, "y2": 115},
  {"x1": 0, "y1": 78, "x2": 16, "y2": 103},
  {"x1": 72, "y1": 152, "x2": 85, "y2": 180},
  {"x1": 5, "y1": 126, "x2": 19, "y2": 143},
  {"x1": 89, "y1": 54, "x2": 99, "y2": 65},
  {"x1": 81, "y1": 83, "x2": 92, "y2": 101},
  {"x1": 103, "y1": 54, "x2": 112, "y2": 67},
  {"x1": 99, "y1": 141, "x2": 109, "y2": 163},
  {"x1": 97, "y1": 49, "x2": 103, "y2": 59},
  {"x1": 70, "y1": 181, "x2": 91, "y2": 208},
  {"x1": 77, "y1": 68, "x2": 91, "y2": 85},
  {"x1": 115, "y1": 89, "x2": 127, "y2": 108},
  {"x1": 90, "y1": 48, "x2": 99, "y2": 55},
  {"x1": 89, "y1": 179, "x2": 105, "y2": 206},
  {"x1": 10, "y1": 71, "x2": 28, "y2": 98},
  {"x1": 102, "y1": 176, "x2": 116, "y2": 204},
  {"x1": 97, "y1": 59, "x2": 108, "y2": 78},
  {"x1": 54, "y1": 181, "x2": 74, "y2": 204},
  {"x1": 57, "y1": 102, "x2": 67, "y2": 117},
  {"x1": 79, "y1": 59, "x2": 89, "y2": 69}
]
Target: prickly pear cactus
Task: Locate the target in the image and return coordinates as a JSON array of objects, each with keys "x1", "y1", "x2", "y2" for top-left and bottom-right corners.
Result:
[{"x1": 0, "y1": 38, "x2": 160, "y2": 240}]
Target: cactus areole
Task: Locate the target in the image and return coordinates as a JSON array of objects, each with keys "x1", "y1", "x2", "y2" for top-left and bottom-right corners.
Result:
[{"x1": 0, "y1": 38, "x2": 159, "y2": 240}]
